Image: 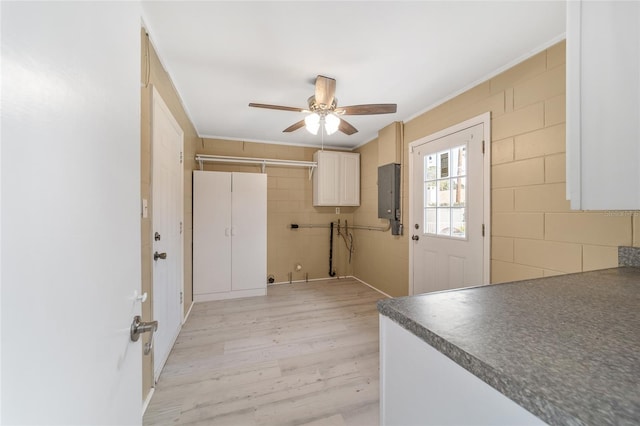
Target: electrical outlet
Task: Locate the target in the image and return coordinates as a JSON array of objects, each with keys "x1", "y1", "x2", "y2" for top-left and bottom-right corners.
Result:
[{"x1": 335, "y1": 207, "x2": 340, "y2": 214}]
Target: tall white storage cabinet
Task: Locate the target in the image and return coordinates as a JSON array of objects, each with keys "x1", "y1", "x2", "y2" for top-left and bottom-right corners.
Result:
[{"x1": 193, "y1": 171, "x2": 267, "y2": 301}]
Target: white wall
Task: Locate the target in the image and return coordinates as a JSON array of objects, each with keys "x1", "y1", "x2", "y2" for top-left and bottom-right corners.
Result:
[{"x1": 1, "y1": 2, "x2": 142, "y2": 424}]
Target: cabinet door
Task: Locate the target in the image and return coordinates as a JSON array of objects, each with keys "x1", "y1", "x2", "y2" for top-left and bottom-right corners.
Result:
[
  {"x1": 380, "y1": 316, "x2": 545, "y2": 425},
  {"x1": 231, "y1": 172, "x2": 267, "y2": 291},
  {"x1": 313, "y1": 151, "x2": 341, "y2": 206},
  {"x1": 567, "y1": 1, "x2": 640, "y2": 210},
  {"x1": 340, "y1": 153, "x2": 360, "y2": 206},
  {"x1": 193, "y1": 171, "x2": 232, "y2": 296}
]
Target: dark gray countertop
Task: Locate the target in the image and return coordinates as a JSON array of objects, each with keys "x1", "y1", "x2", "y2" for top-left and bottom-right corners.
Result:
[{"x1": 378, "y1": 267, "x2": 640, "y2": 426}]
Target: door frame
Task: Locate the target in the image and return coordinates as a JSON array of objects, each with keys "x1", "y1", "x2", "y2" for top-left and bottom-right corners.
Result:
[
  {"x1": 408, "y1": 112, "x2": 491, "y2": 295},
  {"x1": 151, "y1": 85, "x2": 184, "y2": 380}
]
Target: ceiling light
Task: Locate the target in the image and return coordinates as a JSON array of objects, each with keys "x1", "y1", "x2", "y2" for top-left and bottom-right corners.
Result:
[
  {"x1": 304, "y1": 113, "x2": 320, "y2": 135},
  {"x1": 324, "y1": 113, "x2": 340, "y2": 135}
]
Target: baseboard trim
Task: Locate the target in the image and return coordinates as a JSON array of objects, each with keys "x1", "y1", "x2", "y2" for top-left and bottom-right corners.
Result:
[
  {"x1": 269, "y1": 275, "x2": 351, "y2": 286},
  {"x1": 194, "y1": 288, "x2": 267, "y2": 302},
  {"x1": 183, "y1": 301, "x2": 194, "y2": 324},
  {"x1": 142, "y1": 386, "x2": 155, "y2": 415},
  {"x1": 349, "y1": 276, "x2": 393, "y2": 298}
]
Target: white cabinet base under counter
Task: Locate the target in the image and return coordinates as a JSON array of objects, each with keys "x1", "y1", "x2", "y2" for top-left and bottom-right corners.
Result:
[
  {"x1": 380, "y1": 316, "x2": 544, "y2": 426},
  {"x1": 378, "y1": 267, "x2": 640, "y2": 426}
]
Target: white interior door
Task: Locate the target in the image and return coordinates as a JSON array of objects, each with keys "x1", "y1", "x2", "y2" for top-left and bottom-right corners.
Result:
[
  {"x1": 2, "y1": 2, "x2": 143, "y2": 424},
  {"x1": 151, "y1": 87, "x2": 184, "y2": 381},
  {"x1": 231, "y1": 172, "x2": 267, "y2": 291},
  {"x1": 193, "y1": 171, "x2": 232, "y2": 296},
  {"x1": 410, "y1": 115, "x2": 490, "y2": 295}
]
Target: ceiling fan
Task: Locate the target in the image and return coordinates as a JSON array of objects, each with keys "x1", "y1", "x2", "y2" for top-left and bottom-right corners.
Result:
[{"x1": 249, "y1": 75, "x2": 397, "y2": 136}]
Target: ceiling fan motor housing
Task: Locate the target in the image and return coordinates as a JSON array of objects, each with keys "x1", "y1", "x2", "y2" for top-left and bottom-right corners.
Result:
[{"x1": 308, "y1": 96, "x2": 337, "y2": 114}]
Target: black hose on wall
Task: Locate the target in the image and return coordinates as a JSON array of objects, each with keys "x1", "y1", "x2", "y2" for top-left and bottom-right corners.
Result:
[{"x1": 329, "y1": 222, "x2": 336, "y2": 277}]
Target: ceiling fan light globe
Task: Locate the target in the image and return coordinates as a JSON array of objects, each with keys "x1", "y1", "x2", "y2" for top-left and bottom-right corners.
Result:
[
  {"x1": 305, "y1": 113, "x2": 320, "y2": 135},
  {"x1": 324, "y1": 113, "x2": 340, "y2": 135}
]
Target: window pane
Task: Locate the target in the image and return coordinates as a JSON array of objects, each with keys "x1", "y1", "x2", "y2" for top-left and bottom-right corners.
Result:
[
  {"x1": 452, "y1": 177, "x2": 466, "y2": 207},
  {"x1": 451, "y1": 145, "x2": 467, "y2": 177},
  {"x1": 451, "y1": 208, "x2": 466, "y2": 238},
  {"x1": 425, "y1": 208, "x2": 437, "y2": 234},
  {"x1": 437, "y1": 151, "x2": 449, "y2": 178},
  {"x1": 423, "y1": 144, "x2": 468, "y2": 240},
  {"x1": 425, "y1": 181, "x2": 437, "y2": 207},
  {"x1": 437, "y1": 208, "x2": 450, "y2": 236},
  {"x1": 438, "y1": 179, "x2": 450, "y2": 207},
  {"x1": 425, "y1": 155, "x2": 437, "y2": 181}
]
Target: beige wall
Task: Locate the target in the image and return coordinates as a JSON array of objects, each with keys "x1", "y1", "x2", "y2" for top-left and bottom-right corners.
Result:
[
  {"x1": 140, "y1": 30, "x2": 198, "y2": 401},
  {"x1": 354, "y1": 40, "x2": 640, "y2": 297},
  {"x1": 198, "y1": 139, "x2": 355, "y2": 283},
  {"x1": 353, "y1": 138, "x2": 408, "y2": 297}
]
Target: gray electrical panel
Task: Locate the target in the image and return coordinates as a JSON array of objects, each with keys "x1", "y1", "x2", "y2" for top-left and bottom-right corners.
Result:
[{"x1": 378, "y1": 163, "x2": 402, "y2": 235}]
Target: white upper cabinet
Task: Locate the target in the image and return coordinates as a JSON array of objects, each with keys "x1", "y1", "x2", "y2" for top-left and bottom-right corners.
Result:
[
  {"x1": 566, "y1": 1, "x2": 640, "y2": 210},
  {"x1": 313, "y1": 151, "x2": 360, "y2": 206}
]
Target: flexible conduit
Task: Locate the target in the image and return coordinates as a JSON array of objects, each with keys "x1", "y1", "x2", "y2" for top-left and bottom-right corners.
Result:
[
  {"x1": 290, "y1": 221, "x2": 390, "y2": 232},
  {"x1": 329, "y1": 222, "x2": 336, "y2": 277}
]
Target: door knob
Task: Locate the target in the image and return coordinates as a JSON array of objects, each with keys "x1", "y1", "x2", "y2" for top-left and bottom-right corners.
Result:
[
  {"x1": 154, "y1": 251, "x2": 167, "y2": 261},
  {"x1": 130, "y1": 315, "x2": 158, "y2": 342},
  {"x1": 412, "y1": 235, "x2": 419, "y2": 241}
]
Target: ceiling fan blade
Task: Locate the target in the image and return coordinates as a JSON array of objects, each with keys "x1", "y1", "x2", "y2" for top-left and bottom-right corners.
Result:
[
  {"x1": 249, "y1": 103, "x2": 306, "y2": 113},
  {"x1": 336, "y1": 104, "x2": 397, "y2": 115},
  {"x1": 339, "y1": 118, "x2": 358, "y2": 135},
  {"x1": 283, "y1": 120, "x2": 306, "y2": 133},
  {"x1": 315, "y1": 75, "x2": 336, "y2": 108}
]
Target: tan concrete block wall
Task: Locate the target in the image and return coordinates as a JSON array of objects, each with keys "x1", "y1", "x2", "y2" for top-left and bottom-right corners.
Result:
[
  {"x1": 482, "y1": 41, "x2": 635, "y2": 282},
  {"x1": 353, "y1": 138, "x2": 409, "y2": 297},
  {"x1": 493, "y1": 157, "x2": 545, "y2": 188},
  {"x1": 492, "y1": 237, "x2": 514, "y2": 262},
  {"x1": 514, "y1": 183, "x2": 570, "y2": 212},
  {"x1": 395, "y1": 40, "x2": 637, "y2": 290},
  {"x1": 545, "y1": 153, "x2": 566, "y2": 183},
  {"x1": 198, "y1": 139, "x2": 355, "y2": 284}
]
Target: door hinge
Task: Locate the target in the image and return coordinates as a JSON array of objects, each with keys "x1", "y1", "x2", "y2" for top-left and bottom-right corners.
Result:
[
  {"x1": 482, "y1": 140, "x2": 485, "y2": 154},
  {"x1": 180, "y1": 151, "x2": 183, "y2": 164},
  {"x1": 180, "y1": 221, "x2": 183, "y2": 234},
  {"x1": 180, "y1": 291, "x2": 183, "y2": 304},
  {"x1": 482, "y1": 224, "x2": 485, "y2": 237}
]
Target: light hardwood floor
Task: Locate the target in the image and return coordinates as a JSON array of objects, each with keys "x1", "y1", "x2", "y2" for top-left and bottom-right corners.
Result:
[{"x1": 144, "y1": 278, "x2": 386, "y2": 426}]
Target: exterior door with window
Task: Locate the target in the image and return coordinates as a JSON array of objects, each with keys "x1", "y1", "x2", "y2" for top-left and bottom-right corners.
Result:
[{"x1": 411, "y1": 117, "x2": 488, "y2": 294}]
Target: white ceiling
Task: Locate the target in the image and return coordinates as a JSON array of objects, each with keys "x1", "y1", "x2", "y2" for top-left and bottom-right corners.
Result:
[{"x1": 142, "y1": 1, "x2": 566, "y2": 150}]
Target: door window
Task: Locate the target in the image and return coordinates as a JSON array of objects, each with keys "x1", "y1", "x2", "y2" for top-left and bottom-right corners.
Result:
[{"x1": 423, "y1": 144, "x2": 467, "y2": 239}]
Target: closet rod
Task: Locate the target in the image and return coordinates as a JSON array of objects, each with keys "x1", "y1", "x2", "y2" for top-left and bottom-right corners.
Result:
[{"x1": 195, "y1": 154, "x2": 317, "y2": 178}]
